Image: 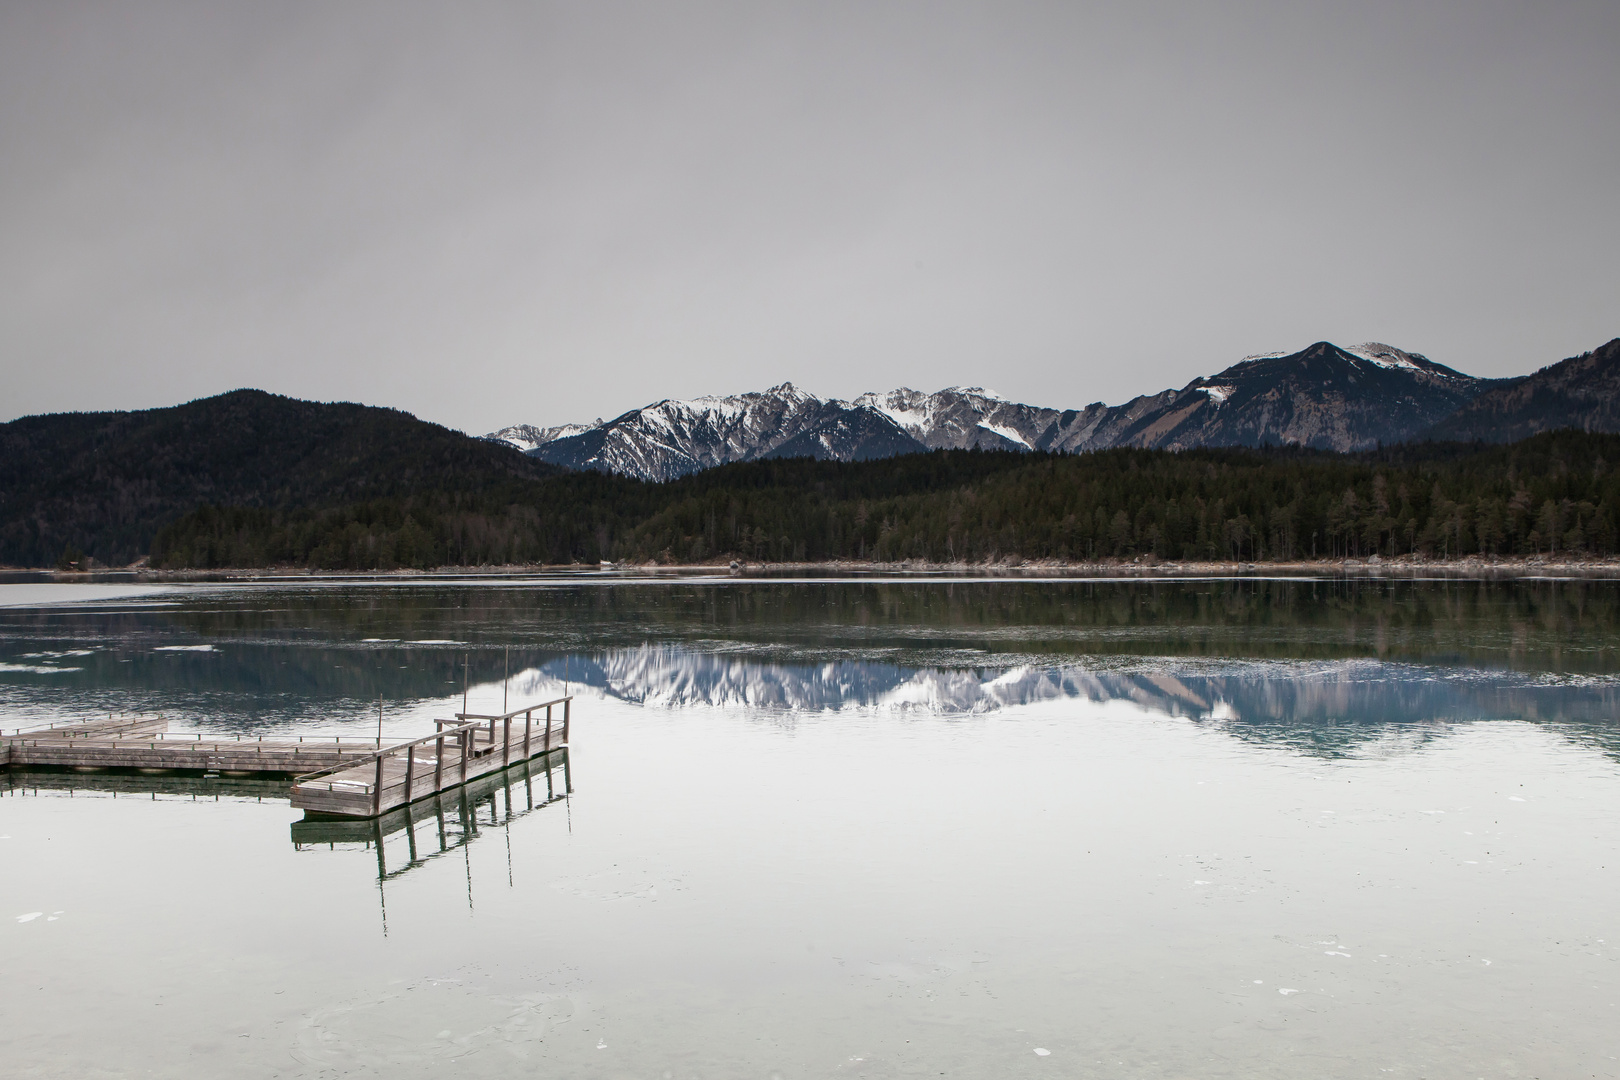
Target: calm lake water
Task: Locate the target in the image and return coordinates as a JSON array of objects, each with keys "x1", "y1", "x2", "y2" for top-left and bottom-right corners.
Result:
[{"x1": 3, "y1": 574, "x2": 1618, "y2": 1078}]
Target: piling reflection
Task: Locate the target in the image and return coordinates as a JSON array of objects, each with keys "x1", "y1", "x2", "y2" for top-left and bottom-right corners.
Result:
[{"x1": 290, "y1": 748, "x2": 570, "y2": 886}]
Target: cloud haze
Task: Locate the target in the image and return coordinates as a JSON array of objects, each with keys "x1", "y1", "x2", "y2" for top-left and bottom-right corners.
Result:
[{"x1": 2, "y1": 1, "x2": 1616, "y2": 433}]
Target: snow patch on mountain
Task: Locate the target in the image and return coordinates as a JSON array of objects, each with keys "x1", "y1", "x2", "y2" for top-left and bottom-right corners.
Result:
[
  {"x1": 1344, "y1": 342, "x2": 1440, "y2": 373},
  {"x1": 488, "y1": 422, "x2": 596, "y2": 452},
  {"x1": 976, "y1": 420, "x2": 1032, "y2": 447}
]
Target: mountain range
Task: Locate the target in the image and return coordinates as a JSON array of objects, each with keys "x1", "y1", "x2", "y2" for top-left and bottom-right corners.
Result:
[
  {"x1": 490, "y1": 338, "x2": 1619, "y2": 482},
  {"x1": 4, "y1": 332, "x2": 1617, "y2": 569}
]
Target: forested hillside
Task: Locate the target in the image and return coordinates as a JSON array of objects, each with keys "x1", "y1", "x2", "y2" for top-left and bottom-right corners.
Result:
[
  {"x1": 144, "y1": 431, "x2": 1620, "y2": 570},
  {"x1": 0, "y1": 390, "x2": 560, "y2": 567},
  {"x1": 1428, "y1": 338, "x2": 1620, "y2": 442}
]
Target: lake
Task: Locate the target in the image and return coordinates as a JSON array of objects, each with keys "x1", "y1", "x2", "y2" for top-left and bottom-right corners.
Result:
[{"x1": 3, "y1": 574, "x2": 1618, "y2": 1078}]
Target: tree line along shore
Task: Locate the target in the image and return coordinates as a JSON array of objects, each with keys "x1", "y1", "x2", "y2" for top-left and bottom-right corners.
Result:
[{"x1": 117, "y1": 430, "x2": 1620, "y2": 573}]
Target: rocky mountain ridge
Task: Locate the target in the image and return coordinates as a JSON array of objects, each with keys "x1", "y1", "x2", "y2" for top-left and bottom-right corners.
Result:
[
  {"x1": 491, "y1": 340, "x2": 1529, "y2": 481},
  {"x1": 1427, "y1": 337, "x2": 1620, "y2": 442}
]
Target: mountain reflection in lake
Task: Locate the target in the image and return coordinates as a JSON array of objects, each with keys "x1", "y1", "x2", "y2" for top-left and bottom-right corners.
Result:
[
  {"x1": 4, "y1": 576, "x2": 1620, "y2": 1079},
  {"x1": 4, "y1": 576, "x2": 1619, "y2": 760},
  {"x1": 509, "y1": 646, "x2": 1620, "y2": 761}
]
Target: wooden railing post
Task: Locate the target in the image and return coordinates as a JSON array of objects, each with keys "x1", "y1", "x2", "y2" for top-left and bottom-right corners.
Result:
[
  {"x1": 502, "y1": 716, "x2": 511, "y2": 767},
  {"x1": 563, "y1": 697, "x2": 571, "y2": 742},
  {"x1": 523, "y1": 711, "x2": 531, "y2": 758},
  {"x1": 435, "y1": 735, "x2": 444, "y2": 792},
  {"x1": 373, "y1": 754, "x2": 384, "y2": 815},
  {"x1": 544, "y1": 705, "x2": 552, "y2": 751},
  {"x1": 404, "y1": 744, "x2": 415, "y2": 803}
]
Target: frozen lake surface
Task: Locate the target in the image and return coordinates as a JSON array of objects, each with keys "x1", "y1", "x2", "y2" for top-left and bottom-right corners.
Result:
[{"x1": 3, "y1": 576, "x2": 1618, "y2": 1077}]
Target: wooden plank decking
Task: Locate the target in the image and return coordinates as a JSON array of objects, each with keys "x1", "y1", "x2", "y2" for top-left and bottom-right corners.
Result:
[
  {"x1": 2, "y1": 716, "x2": 385, "y2": 774},
  {"x1": 1, "y1": 696, "x2": 572, "y2": 819}
]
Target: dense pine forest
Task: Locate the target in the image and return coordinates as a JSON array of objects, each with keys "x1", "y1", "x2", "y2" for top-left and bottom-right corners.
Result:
[
  {"x1": 0, "y1": 389, "x2": 560, "y2": 568},
  {"x1": 141, "y1": 430, "x2": 1620, "y2": 570}
]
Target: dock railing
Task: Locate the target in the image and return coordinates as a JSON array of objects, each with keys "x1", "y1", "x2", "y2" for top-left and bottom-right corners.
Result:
[
  {"x1": 293, "y1": 696, "x2": 572, "y2": 815},
  {"x1": 294, "y1": 720, "x2": 482, "y2": 815},
  {"x1": 453, "y1": 694, "x2": 572, "y2": 769}
]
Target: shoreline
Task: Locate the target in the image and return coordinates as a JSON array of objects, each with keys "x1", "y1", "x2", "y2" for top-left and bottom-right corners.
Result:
[{"x1": 14, "y1": 554, "x2": 1620, "y2": 582}]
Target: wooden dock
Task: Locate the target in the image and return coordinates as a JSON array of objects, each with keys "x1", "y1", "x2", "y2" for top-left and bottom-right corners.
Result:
[
  {"x1": 289, "y1": 698, "x2": 571, "y2": 818},
  {"x1": 0, "y1": 696, "x2": 572, "y2": 820}
]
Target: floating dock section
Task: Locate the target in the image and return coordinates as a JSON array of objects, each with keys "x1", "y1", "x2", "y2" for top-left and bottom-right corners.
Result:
[
  {"x1": 1, "y1": 697, "x2": 572, "y2": 820},
  {"x1": 291, "y1": 749, "x2": 571, "y2": 882}
]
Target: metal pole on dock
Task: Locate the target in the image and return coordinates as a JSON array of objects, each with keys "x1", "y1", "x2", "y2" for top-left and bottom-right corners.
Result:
[
  {"x1": 376, "y1": 694, "x2": 383, "y2": 748},
  {"x1": 503, "y1": 646, "x2": 509, "y2": 715},
  {"x1": 462, "y1": 654, "x2": 470, "y2": 717}
]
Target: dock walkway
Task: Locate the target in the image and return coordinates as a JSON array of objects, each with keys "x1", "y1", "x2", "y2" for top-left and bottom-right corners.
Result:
[{"x1": 0, "y1": 696, "x2": 572, "y2": 820}]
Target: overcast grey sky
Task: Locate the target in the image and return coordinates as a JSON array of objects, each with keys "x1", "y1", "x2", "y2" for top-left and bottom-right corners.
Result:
[{"x1": 2, "y1": 1, "x2": 1616, "y2": 433}]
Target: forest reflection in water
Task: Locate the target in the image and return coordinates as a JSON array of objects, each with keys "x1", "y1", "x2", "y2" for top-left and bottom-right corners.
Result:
[{"x1": 2, "y1": 575, "x2": 1618, "y2": 764}]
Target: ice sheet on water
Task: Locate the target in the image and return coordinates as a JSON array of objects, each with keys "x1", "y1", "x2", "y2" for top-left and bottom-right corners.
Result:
[{"x1": 0, "y1": 584, "x2": 177, "y2": 608}]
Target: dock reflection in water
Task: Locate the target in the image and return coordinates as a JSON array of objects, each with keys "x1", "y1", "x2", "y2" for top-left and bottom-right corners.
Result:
[
  {"x1": 291, "y1": 748, "x2": 570, "y2": 924},
  {"x1": 2, "y1": 767, "x2": 289, "y2": 801},
  {"x1": 3, "y1": 748, "x2": 572, "y2": 911}
]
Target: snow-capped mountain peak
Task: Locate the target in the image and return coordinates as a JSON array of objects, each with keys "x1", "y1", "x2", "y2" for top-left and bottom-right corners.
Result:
[
  {"x1": 487, "y1": 422, "x2": 597, "y2": 453},
  {"x1": 486, "y1": 339, "x2": 1492, "y2": 479},
  {"x1": 1343, "y1": 342, "x2": 1446, "y2": 374}
]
